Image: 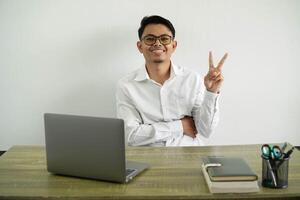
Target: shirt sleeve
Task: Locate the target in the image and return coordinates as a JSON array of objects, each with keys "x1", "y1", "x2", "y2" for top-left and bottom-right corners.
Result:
[
  {"x1": 116, "y1": 82, "x2": 183, "y2": 146},
  {"x1": 191, "y1": 78, "x2": 220, "y2": 138}
]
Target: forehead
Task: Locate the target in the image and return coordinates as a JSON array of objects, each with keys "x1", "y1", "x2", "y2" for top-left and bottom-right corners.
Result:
[{"x1": 142, "y1": 24, "x2": 172, "y2": 37}]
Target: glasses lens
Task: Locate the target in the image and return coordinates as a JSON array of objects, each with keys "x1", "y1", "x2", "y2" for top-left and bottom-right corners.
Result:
[
  {"x1": 143, "y1": 36, "x2": 156, "y2": 45},
  {"x1": 159, "y1": 35, "x2": 171, "y2": 45}
]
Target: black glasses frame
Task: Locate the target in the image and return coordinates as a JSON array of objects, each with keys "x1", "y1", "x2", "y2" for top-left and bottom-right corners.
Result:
[{"x1": 141, "y1": 34, "x2": 173, "y2": 46}]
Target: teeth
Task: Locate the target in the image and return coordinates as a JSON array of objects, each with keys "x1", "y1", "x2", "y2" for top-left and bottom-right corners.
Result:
[{"x1": 152, "y1": 50, "x2": 164, "y2": 53}]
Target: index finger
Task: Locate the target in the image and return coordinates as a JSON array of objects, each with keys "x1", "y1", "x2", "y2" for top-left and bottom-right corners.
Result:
[
  {"x1": 209, "y1": 51, "x2": 214, "y2": 69},
  {"x1": 216, "y1": 53, "x2": 228, "y2": 70}
]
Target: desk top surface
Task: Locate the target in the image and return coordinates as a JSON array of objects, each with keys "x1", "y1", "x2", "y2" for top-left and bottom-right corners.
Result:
[{"x1": 0, "y1": 144, "x2": 299, "y2": 200}]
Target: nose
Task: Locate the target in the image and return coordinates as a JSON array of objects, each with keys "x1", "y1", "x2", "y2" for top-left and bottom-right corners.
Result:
[{"x1": 153, "y1": 38, "x2": 162, "y2": 46}]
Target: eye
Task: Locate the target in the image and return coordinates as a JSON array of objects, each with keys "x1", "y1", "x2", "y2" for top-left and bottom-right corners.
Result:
[
  {"x1": 160, "y1": 36, "x2": 171, "y2": 43},
  {"x1": 144, "y1": 36, "x2": 156, "y2": 43}
]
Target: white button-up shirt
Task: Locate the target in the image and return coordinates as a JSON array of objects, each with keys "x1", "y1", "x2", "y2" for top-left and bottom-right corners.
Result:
[{"x1": 116, "y1": 63, "x2": 219, "y2": 146}]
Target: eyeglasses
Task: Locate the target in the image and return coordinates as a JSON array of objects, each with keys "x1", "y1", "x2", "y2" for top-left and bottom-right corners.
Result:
[{"x1": 141, "y1": 34, "x2": 173, "y2": 46}]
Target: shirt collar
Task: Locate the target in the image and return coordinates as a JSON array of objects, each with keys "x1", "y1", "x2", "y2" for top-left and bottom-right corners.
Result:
[
  {"x1": 134, "y1": 61, "x2": 183, "y2": 82},
  {"x1": 134, "y1": 65, "x2": 150, "y2": 81}
]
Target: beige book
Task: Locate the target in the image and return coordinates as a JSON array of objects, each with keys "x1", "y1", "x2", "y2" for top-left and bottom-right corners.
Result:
[{"x1": 201, "y1": 163, "x2": 259, "y2": 193}]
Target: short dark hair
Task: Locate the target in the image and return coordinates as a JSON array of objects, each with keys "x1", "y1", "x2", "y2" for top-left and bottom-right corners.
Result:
[{"x1": 138, "y1": 15, "x2": 175, "y2": 39}]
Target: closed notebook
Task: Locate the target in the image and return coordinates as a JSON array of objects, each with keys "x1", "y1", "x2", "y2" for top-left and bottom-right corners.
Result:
[
  {"x1": 201, "y1": 163, "x2": 259, "y2": 193},
  {"x1": 202, "y1": 156, "x2": 258, "y2": 182}
]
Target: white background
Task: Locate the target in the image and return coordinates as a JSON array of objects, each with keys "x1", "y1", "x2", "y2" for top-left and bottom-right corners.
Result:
[{"x1": 1, "y1": 0, "x2": 299, "y2": 150}]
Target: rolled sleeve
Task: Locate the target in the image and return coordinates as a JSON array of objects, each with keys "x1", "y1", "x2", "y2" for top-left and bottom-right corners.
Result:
[{"x1": 152, "y1": 120, "x2": 183, "y2": 140}]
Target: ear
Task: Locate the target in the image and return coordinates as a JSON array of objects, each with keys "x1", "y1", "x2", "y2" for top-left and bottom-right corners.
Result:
[
  {"x1": 172, "y1": 40, "x2": 177, "y2": 51},
  {"x1": 137, "y1": 41, "x2": 143, "y2": 53}
]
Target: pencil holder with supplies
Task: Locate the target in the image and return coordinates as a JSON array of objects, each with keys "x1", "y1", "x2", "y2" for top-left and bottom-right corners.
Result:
[{"x1": 261, "y1": 143, "x2": 294, "y2": 188}]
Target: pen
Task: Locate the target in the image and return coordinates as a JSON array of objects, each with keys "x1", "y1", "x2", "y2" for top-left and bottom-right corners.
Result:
[
  {"x1": 284, "y1": 147, "x2": 295, "y2": 159},
  {"x1": 281, "y1": 142, "x2": 287, "y2": 153}
]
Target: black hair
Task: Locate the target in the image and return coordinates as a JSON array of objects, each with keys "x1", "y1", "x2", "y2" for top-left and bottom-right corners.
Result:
[{"x1": 138, "y1": 15, "x2": 175, "y2": 39}]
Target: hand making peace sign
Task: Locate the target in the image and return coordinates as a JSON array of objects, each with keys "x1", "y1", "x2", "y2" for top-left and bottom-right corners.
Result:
[{"x1": 204, "y1": 51, "x2": 228, "y2": 93}]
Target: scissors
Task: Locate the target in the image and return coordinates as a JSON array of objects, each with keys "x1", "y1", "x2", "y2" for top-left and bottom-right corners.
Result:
[{"x1": 261, "y1": 144, "x2": 283, "y2": 160}]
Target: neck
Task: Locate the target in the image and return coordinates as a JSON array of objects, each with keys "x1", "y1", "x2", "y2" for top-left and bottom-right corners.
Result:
[{"x1": 146, "y1": 61, "x2": 171, "y2": 85}]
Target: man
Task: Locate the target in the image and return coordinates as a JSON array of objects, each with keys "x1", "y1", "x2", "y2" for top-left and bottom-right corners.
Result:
[{"x1": 116, "y1": 15, "x2": 227, "y2": 146}]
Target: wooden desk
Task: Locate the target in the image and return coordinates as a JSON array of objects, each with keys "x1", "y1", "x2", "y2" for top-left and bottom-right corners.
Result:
[{"x1": 0, "y1": 145, "x2": 299, "y2": 199}]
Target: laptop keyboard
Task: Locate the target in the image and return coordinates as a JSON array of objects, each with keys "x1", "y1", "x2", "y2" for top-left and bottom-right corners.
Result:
[{"x1": 126, "y1": 168, "x2": 136, "y2": 176}]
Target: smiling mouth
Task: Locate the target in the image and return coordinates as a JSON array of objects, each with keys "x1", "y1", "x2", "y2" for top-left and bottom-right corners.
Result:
[{"x1": 151, "y1": 49, "x2": 165, "y2": 54}]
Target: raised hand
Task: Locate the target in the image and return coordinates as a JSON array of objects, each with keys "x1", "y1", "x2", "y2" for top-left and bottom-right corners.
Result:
[{"x1": 204, "y1": 51, "x2": 228, "y2": 93}]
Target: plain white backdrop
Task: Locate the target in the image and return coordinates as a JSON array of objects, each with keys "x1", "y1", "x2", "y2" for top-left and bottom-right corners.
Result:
[{"x1": 0, "y1": 0, "x2": 299, "y2": 150}]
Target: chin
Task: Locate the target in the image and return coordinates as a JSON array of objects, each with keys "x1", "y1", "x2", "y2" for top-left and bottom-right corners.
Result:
[{"x1": 153, "y1": 60, "x2": 164, "y2": 63}]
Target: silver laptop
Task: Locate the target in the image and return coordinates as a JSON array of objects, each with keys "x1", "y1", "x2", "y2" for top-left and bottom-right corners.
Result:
[{"x1": 44, "y1": 113, "x2": 149, "y2": 183}]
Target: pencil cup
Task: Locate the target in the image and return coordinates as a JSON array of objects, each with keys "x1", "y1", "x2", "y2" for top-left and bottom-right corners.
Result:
[{"x1": 261, "y1": 156, "x2": 289, "y2": 188}]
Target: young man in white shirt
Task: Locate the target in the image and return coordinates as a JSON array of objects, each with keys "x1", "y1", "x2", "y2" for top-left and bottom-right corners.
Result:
[{"x1": 116, "y1": 15, "x2": 228, "y2": 146}]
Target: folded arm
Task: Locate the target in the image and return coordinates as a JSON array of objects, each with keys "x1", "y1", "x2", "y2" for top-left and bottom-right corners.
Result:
[{"x1": 116, "y1": 84, "x2": 183, "y2": 146}]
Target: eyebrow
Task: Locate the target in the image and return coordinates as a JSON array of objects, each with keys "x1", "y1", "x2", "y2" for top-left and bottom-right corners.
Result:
[{"x1": 143, "y1": 34, "x2": 172, "y2": 38}]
